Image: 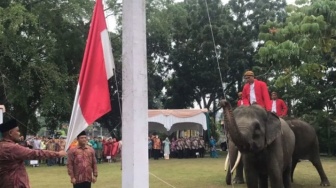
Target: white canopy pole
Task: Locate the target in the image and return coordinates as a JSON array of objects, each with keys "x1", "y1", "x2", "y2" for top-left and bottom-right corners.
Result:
[{"x1": 122, "y1": 0, "x2": 149, "y2": 187}]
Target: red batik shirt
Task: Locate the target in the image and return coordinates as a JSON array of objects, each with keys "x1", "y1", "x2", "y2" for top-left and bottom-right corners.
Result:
[
  {"x1": 0, "y1": 139, "x2": 62, "y2": 188},
  {"x1": 67, "y1": 145, "x2": 97, "y2": 184}
]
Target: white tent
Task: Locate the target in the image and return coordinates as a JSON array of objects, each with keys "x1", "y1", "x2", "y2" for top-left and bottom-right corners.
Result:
[{"x1": 148, "y1": 109, "x2": 208, "y2": 134}]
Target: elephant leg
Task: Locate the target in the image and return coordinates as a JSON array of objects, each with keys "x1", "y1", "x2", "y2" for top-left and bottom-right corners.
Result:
[
  {"x1": 309, "y1": 140, "x2": 330, "y2": 186},
  {"x1": 268, "y1": 168, "x2": 284, "y2": 188},
  {"x1": 233, "y1": 160, "x2": 245, "y2": 184},
  {"x1": 283, "y1": 164, "x2": 292, "y2": 188},
  {"x1": 226, "y1": 143, "x2": 237, "y2": 185},
  {"x1": 225, "y1": 155, "x2": 245, "y2": 185},
  {"x1": 258, "y1": 173, "x2": 268, "y2": 188},
  {"x1": 226, "y1": 167, "x2": 232, "y2": 185},
  {"x1": 234, "y1": 160, "x2": 245, "y2": 184},
  {"x1": 310, "y1": 156, "x2": 330, "y2": 186},
  {"x1": 226, "y1": 141, "x2": 245, "y2": 185},
  {"x1": 291, "y1": 158, "x2": 299, "y2": 182},
  {"x1": 244, "y1": 162, "x2": 259, "y2": 188}
]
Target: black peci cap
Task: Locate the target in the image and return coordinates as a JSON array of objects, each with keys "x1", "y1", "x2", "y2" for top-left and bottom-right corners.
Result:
[{"x1": 0, "y1": 119, "x2": 18, "y2": 133}]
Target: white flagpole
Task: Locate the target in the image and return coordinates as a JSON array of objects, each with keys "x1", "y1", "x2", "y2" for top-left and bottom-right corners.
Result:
[{"x1": 122, "y1": 0, "x2": 149, "y2": 187}]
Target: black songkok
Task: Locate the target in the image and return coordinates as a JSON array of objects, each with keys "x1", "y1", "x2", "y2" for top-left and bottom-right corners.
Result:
[
  {"x1": 0, "y1": 119, "x2": 17, "y2": 133},
  {"x1": 77, "y1": 131, "x2": 87, "y2": 138}
]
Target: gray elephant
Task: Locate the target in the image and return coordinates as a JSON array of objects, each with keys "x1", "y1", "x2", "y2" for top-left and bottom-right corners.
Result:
[
  {"x1": 225, "y1": 137, "x2": 244, "y2": 185},
  {"x1": 225, "y1": 118, "x2": 331, "y2": 186},
  {"x1": 221, "y1": 100, "x2": 295, "y2": 188},
  {"x1": 286, "y1": 118, "x2": 330, "y2": 186}
]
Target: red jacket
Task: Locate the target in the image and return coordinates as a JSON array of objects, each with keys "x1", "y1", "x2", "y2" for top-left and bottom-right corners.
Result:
[
  {"x1": 237, "y1": 100, "x2": 243, "y2": 107},
  {"x1": 270, "y1": 99, "x2": 288, "y2": 117},
  {"x1": 242, "y1": 79, "x2": 271, "y2": 111},
  {"x1": 237, "y1": 99, "x2": 248, "y2": 107}
]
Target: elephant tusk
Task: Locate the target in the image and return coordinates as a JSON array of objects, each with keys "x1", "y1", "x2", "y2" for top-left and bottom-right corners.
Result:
[
  {"x1": 224, "y1": 153, "x2": 229, "y2": 171},
  {"x1": 231, "y1": 151, "x2": 241, "y2": 174}
]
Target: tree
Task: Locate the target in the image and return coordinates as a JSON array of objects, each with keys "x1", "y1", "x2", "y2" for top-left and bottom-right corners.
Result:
[
  {"x1": 163, "y1": 0, "x2": 232, "y2": 112},
  {"x1": 257, "y1": 0, "x2": 336, "y2": 154},
  {"x1": 0, "y1": 0, "x2": 93, "y2": 136}
]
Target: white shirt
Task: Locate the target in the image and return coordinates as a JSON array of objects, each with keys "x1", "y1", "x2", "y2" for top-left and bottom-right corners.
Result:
[
  {"x1": 249, "y1": 83, "x2": 256, "y2": 104},
  {"x1": 272, "y1": 100, "x2": 277, "y2": 113}
]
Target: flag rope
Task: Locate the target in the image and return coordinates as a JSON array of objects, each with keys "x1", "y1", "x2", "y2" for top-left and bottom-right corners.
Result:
[
  {"x1": 204, "y1": 0, "x2": 226, "y2": 98},
  {"x1": 113, "y1": 68, "x2": 122, "y2": 124},
  {"x1": 204, "y1": 1, "x2": 235, "y2": 187}
]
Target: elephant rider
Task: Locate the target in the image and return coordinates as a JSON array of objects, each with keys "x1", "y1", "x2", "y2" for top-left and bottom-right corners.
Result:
[
  {"x1": 241, "y1": 71, "x2": 271, "y2": 111},
  {"x1": 270, "y1": 91, "x2": 288, "y2": 117},
  {"x1": 237, "y1": 92, "x2": 243, "y2": 106},
  {"x1": 237, "y1": 92, "x2": 248, "y2": 107}
]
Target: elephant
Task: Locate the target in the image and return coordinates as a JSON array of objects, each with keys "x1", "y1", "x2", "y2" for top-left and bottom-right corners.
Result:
[
  {"x1": 286, "y1": 118, "x2": 330, "y2": 186},
  {"x1": 225, "y1": 118, "x2": 331, "y2": 186},
  {"x1": 221, "y1": 100, "x2": 295, "y2": 188},
  {"x1": 225, "y1": 136, "x2": 244, "y2": 185}
]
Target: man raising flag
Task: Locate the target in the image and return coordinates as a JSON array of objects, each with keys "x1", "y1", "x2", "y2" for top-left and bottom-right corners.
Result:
[{"x1": 65, "y1": 0, "x2": 114, "y2": 151}]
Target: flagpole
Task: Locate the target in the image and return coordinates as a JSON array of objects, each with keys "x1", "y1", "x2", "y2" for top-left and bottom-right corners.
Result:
[{"x1": 122, "y1": 0, "x2": 148, "y2": 187}]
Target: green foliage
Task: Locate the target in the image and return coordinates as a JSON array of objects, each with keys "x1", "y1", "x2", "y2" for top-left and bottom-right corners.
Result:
[
  {"x1": 0, "y1": 0, "x2": 93, "y2": 135},
  {"x1": 257, "y1": 0, "x2": 336, "y2": 154}
]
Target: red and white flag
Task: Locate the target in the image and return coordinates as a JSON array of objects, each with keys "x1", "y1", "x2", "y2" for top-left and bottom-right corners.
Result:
[{"x1": 65, "y1": 0, "x2": 114, "y2": 150}]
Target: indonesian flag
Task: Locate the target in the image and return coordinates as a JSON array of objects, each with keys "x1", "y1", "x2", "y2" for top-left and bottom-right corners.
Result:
[{"x1": 65, "y1": 0, "x2": 114, "y2": 150}]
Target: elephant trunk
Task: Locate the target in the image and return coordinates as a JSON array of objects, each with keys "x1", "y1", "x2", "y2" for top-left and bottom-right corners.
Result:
[{"x1": 220, "y1": 100, "x2": 248, "y2": 150}]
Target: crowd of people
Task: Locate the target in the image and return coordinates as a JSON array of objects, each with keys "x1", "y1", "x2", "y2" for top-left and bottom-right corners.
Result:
[
  {"x1": 17, "y1": 135, "x2": 122, "y2": 167},
  {"x1": 148, "y1": 134, "x2": 208, "y2": 160}
]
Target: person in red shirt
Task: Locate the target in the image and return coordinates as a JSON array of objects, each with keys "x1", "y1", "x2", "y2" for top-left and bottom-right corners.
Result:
[
  {"x1": 67, "y1": 131, "x2": 98, "y2": 188},
  {"x1": 241, "y1": 71, "x2": 271, "y2": 111},
  {"x1": 270, "y1": 91, "x2": 288, "y2": 117},
  {"x1": 0, "y1": 119, "x2": 66, "y2": 188},
  {"x1": 237, "y1": 92, "x2": 243, "y2": 107},
  {"x1": 237, "y1": 92, "x2": 248, "y2": 107}
]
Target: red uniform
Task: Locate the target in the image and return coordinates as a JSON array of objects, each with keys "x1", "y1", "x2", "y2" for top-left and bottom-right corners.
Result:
[
  {"x1": 270, "y1": 99, "x2": 288, "y2": 117},
  {"x1": 242, "y1": 79, "x2": 271, "y2": 111}
]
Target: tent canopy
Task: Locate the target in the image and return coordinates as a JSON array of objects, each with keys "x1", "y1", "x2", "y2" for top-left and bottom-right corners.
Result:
[{"x1": 148, "y1": 109, "x2": 208, "y2": 134}]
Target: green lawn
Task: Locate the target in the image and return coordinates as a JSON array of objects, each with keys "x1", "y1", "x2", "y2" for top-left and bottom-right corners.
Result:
[{"x1": 27, "y1": 152, "x2": 336, "y2": 188}]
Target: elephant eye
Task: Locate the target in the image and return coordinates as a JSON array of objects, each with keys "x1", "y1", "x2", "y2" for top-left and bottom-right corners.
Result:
[
  {"x1": 253, "y1": 130, "x2": 261, "y2": 139},
  {"x1": 251, "y1": 121, "x2": 261, "y2": 138}
]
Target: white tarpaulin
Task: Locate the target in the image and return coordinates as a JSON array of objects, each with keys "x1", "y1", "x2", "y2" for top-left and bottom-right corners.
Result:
[{"x1": 148, "y1": 109, "x2": 208, "y2": 134}]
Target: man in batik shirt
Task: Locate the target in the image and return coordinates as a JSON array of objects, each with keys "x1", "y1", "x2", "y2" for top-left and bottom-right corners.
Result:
[
  {"x1": 198, "y1": 137, "x2": 205, "y2": 158},
  {"x1": 0, "y1": 119, "x2": 66, "y2": 188},
  {"x1": 176, "y1": 138, "x2": 184, "y2": 159},
  {"x1": 67, "y1": 131, "x2": 98, "y2": 188}
]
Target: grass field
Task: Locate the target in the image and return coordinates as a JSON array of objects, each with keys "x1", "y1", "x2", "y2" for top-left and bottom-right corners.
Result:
[{"x1": 27, "y1": 152, "x2": 336, "y2": 188}]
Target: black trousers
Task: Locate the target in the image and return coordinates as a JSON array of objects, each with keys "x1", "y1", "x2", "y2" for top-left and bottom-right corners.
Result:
[
  {"x1": 73, "y1": 182, "x2": 91, "y2": 188},
  {"x1": 153, "y1": 149, "x2": 160, "y2": 159}
]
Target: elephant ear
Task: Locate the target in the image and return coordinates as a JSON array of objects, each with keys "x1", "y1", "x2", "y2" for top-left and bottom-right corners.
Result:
[{"x1": 265, "y1": 112, "x2": 281, "y2": 145}]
